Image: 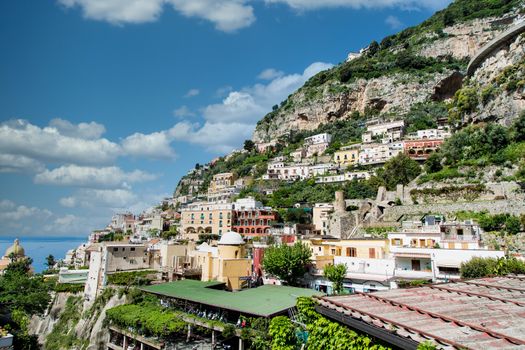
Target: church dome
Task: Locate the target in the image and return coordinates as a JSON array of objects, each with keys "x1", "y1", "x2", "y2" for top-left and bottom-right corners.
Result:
[
  {"x1": 218, "y1": 231, "x2": 245, "y2": 245},
  {"x1": 5, "y1": 239, "x2": 25, "y2": 258}
]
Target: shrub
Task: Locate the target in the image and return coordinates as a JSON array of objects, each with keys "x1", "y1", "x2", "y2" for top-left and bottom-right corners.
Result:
[
  {"x1": 106, "y1": 270, "x2": 155, "y2": 286},
  {"x1": 460, "y1": 257, "x2": 525, "y2": 278}
]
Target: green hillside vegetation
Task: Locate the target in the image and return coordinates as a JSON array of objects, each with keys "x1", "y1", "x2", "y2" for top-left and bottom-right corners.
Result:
[
  {"x1": 256, "y1": 0, "x2": 522, "y2": 133},
  {"x1": 421, "y1": 112, "x2": 525, "y2": 183},
  {"x1": 173, "y1": 0, "x2": 525, "y2": 226}
]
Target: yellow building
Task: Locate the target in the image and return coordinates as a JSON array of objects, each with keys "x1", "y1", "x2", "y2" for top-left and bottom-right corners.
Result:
[
  {"x1": 333, "y1": 146, "x2": 359, "y2": 167},
  {"x1": 0, "y1": 239, "x2": 26, "y2": 273},
  {"x1": 305, "y1": 237, "x2": 389, "y2": 267},
  {"x1": 180, "y1": 202, "x2": 234, "y2": 241},
  {"x1": 209, "y1": 172, "x2": 236, "y2": 194},
  {"x1": 193, "y1": 232, "x2": 251, "y2": 291}
]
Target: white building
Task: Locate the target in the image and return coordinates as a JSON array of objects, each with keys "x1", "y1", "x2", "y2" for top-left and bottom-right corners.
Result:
[
  {"x1": 362, "y1": 120, "x2": 405, "y2": 144},
  {"x1": 316, "y1": 174, "x2": 346, "y2": 184},
  {"x1": 309, "y1": 163, "x2": 336, "y2": 177},
  {"x1": 291, "y1": 149, "x2": 306, "y2": 163},
  {"x1": 358, "y1": 142, "x2": 403, "y2": 165},
  {"x1": 304, "y1": 133, "x2": 332, "y2": 158},
  {"x1": 345, "y1": 171, "x2": 372, "y2": 181},
  {"x1": 84, "y1": 242, "x2": 151, "y2": 302},
  {"x1": 304, "y1": 133, "x2": 332, "y2": 145},
  {"x1": 316, "y1": 171, "x2": 372, "y2": 184},
  {"x1": 263, "y1": 163, "x2": 311, "y2": 181},
  {"x1": 406, "y1": 128, "x2": 451, "y2": 140},
  {"x1": 312, "y1": 204, "x2": 334, "y2": 236}
]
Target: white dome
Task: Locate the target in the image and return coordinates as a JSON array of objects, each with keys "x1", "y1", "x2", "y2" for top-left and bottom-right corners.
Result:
[{"x1": 218, "y1": 231, "x2": 245, "y2": 245}]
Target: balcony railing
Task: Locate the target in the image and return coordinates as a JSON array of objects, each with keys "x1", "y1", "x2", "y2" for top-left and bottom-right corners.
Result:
[
  {"x1": 441, "y1": 235, "x2": 478, "y2": 242},
  {"x1": 394, "y1": 269, "x2": 433, "y2": 279}
]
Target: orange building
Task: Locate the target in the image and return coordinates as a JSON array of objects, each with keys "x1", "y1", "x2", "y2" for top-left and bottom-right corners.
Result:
[
  {"x1": 232, "y1": 209, "x2": 278, "y2": 237},
  {"x1": 404, "y1": 139, "x2": 443, "y2": 160}
]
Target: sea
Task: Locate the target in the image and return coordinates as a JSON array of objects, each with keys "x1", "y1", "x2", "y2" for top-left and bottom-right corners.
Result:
[{"x1": 0, "y1": 236, "x2": 87, "y2": 273}]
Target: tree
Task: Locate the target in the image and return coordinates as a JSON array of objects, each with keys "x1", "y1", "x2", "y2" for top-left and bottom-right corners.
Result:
[
  {"x1": 0, "y1": 259, "x2": 51, "y2": 349},
  {"x1": 377, "y1": 153, "x2": 421, "y2": 190},
  {"x1": 424, "y1": 152, "x2": 443, "y2": 173},
  {"x1": 367, "y1": 40, "x2": 379, "y2": 56},
  {"x1": 323, "y1": 263, "x2": 347, "y2": 295},
  {"x1": 244, "y1": 139, "x2": 256, "y2": 152},
  {"x1": 262, "y1": 242, "x2": 312, "y2": 286},
  {"x1": 284, "y1": 208, "x2": 311, "y2": 224},
  {"x1": 45, "y1": 254, "x2": 56, "y2": 269},
  {"x1": 5, "y1": 257, "x2": 32, "y2": 275},
  {"x1": 512, "y1": 111, "x2": 525, "y2": 142}
]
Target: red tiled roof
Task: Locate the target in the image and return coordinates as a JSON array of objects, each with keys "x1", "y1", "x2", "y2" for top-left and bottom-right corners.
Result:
[{"x1": 317, "y1": 276, "x2": 525, "y2": 349}]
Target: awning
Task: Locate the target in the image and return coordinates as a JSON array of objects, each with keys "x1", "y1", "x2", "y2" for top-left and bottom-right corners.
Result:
[
  {"x1": 394, "y1": 253, "x2": 431, "y2": 259},
  {"x1": 435, "y1": 262, "x2": 460, "y2": 268}
]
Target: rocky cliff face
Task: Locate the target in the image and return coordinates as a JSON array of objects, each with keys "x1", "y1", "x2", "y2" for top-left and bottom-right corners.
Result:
[
  {"x1": 252, "y1": 15, "x2": 520, "y2": 143},
  {"x1": 464, "y1": 31, "x2": 525, "y2": 125},
  {"x1": 29, "y1": 291, "x2": 126, "y2": 350}
]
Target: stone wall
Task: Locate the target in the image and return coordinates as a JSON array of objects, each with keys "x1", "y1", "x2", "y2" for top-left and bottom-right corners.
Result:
[{"x1": 382, "y1": 199, "x2": 525, "y2": 222}]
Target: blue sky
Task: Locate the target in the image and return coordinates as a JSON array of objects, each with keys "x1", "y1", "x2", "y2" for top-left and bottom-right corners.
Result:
[{"x1": 0, "y1": 0, "x2": 450, "y2": 237}]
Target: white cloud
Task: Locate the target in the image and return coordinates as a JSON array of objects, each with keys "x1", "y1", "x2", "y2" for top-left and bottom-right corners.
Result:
[
  {"x1": 184, "y1": 88, "x2": 200, "y2": 98},
  {"x1": 48, "y1": 118, "x2": 106, "y2": 139},
  {"x1": 215, "y1": 85, "x2": 233, "y2": 98},
  {"x1": 0, "y1": 119, "x2": 121, "y2": 165},
  {"x1": 0, "y1": 154, "x2": 45, "y2": 173},
  {"x1": 58, "y1": 0, "x2": 166, "y2": 24},
  {"x1": 258, "y1": 68, "x2": 284, "y2": 80},
  {"x1": 203, "y1": 91, "x2": 267, "y2": 123},
  {"x1": 59, "y1": 188, "x2": 138, "y2": 208},
  {"x1": 203, "y1": 61, "x2": 333, "y2": 124},
  {"x1": 58, "y1": 0, "x2": 255, "y2": 31},
  {"x1": 34, "y1": 165, "x2": 156, "y2": 188},
  {"x1": 385, "y1": 15, "x2": 403, "y2": 29},
  {"x1": 166, "y1": 61, "x2": 333, "y2": 153},
  {"x1": 0, "y1": 201, "x2": 52, "y2": 222},
  {"x1": 122, "y1": 130, "x2": 177, "y2": 159},
  {"x1": 169, "y1": 0, "x2": 255, "y2": 32},
  {"x1": 169, "y1": 121, "x2": 253, "y2": 153},
  {"x1": 173, "y1": 105, "x2": 196, "y2": 118},
  {"x1": 264, "y1": 0, "x2": 450, "y2": 11}
]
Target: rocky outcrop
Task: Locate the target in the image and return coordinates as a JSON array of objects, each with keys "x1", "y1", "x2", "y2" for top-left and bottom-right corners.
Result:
[
  {"x1": 252, "y1": 15, "x2": 521, "y2": 143},
  {"x1": 466, "y1": 31, "x2": 525, "y2": 125},
  {"x1": 419, "y1": 17, "x2": 507, "y2": 60},
  {"x1": 254, "y1": 71, "x2": 452, "y2": 142},
  {"x1": 29, "y1": 292, "x2": 71, "y2": 344},
  {"x1": 29, "y1": 291, "x2": 126, "y2": 350}
]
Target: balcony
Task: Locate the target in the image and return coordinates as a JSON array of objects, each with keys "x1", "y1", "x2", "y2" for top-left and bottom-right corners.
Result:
[
  {"x1": 441, "y1": 234, "x2": 478, "y2": 242},
  {"x1": 394, "y1": 269, "x2": 433, "y2": 279}
]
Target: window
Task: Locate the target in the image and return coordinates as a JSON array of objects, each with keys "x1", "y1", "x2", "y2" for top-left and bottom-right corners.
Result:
[
  {"x1": 113, "y1": 247, "x2": 118, "y2": 252},
  {"x1": 346, "y1": 247, "x2": 356, "y2": 257},
  {"x1": 368, "y1": 248, "x2": 376, "y2": 259},
  {"x1": 130, "y1": 248, "x2": 135, "y2": 251}
]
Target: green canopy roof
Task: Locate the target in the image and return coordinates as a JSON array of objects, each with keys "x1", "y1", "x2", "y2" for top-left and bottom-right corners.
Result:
[{"x1": 142, "y1": 280, "x2": 323, "y2": 317}]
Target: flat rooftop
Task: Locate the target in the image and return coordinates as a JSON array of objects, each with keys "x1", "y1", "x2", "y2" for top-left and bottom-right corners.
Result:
[
  {"x1": 317, "y1": 276, "x2": 525, "y2": 350},
  {"x1": 142, "y1": 279, "x2": 322, "y2": 317}
]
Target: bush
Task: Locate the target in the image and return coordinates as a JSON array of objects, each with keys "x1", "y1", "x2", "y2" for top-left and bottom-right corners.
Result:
[
  {"x1": 54, "y1": 283, "x2": 84, "y2": 293},
  {"x1": 376, "y1": 153, "x2": 421, "y2": 190},
  {"x1": 106, "y1": 270, "x2": 155, "y2": 286},
  {"x1": 424, "y1": 152, "x2": 443, "y2": 173},
  {"x1": 460, "y1": 257, "x2": 525, "y2": 278}
]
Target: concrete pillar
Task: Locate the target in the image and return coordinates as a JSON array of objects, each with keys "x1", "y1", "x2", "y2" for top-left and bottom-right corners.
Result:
[
  {"x1": 123, "y1": 335, "x2": 128, "y2": 349},
  {"x1": 140, "y1": 342, "x2": 144, "y2": 350},
  {"x1": 212, "y1": 330, "x2": 216, "y2": 348},
  {"x1": 239, "y1": 337, "x2": 244, "y2": 350},
  {"x1": 186, "y1": 324, "x2": 192, "y2": 342}
]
